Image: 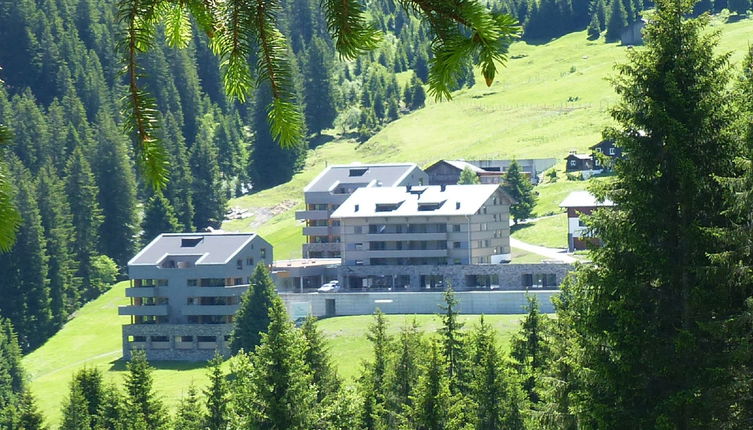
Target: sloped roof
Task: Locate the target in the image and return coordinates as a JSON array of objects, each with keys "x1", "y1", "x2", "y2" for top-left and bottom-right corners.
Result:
[
  {"x1": 303, "y1": 163, "x2": 423, "y2": 193},
  {"x1": 559, "y1": 191, "x2": 614, "y2": 208},
  {"x1": 565, "y1": 153, "x2": 593, "y2": 160},
  {"x1": 331, "y1": 184, "x2": 511, "y2": 218},
  {"x1": 129, "y1": 233, "x2": 258, "y2": 266}
]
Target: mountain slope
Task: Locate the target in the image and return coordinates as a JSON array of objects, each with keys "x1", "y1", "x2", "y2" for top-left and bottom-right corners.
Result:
[{"x1": 223, "y1": 18, "x2": 753, "y2": 258}]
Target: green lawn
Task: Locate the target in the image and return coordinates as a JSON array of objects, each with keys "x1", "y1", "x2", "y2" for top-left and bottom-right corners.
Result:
[
  {"x1": 24, "y1": 282, "x2": 529, "y2": 426},
  {"x1": 223, "y1": 17, "x2": 753, "y2": 259},
  {"x1": 511, "y1": 213, "x2": 569, "y2": 249}
]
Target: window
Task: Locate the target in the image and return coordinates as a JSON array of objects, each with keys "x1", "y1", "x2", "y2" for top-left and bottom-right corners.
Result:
[
  {"x1": 180, "y1": 336, "x2": 193, "y2": 342},
  {"x1": 484, "y1": 239, "x2": 491, "y2": 247},
  {"x1": 595, "y1": 148, "x2": 602, "y2": 153},
  {"x1": 578, "y1": 218, "x2": 587, "y2": 227},
  {"x1": 234, "y1": 277, "x2": 243, "y2": 285},
  {"x1": 197, "y1": 336, "x2": 216, "y2": 342},
  {"x1": 260, "y1": 248, "x2": 266, "y2": 259},
  {"x1": 453, "y1": 224, "x2": 461, "y2": 232},
  {"x1": 236, "y1": 259, "x2": 243, "y2": 270},
  {"x1": 156, "y1": 279, "x2": 168, "y2": 286},
  {"x1": 246, "y1": 257, "x2": 254, "y2": 266},
  {"x1": 187, "y1": 279, "x2": 198, "y2": 287},
  {"x1": 453, "y1": 258, "x2": 462, "y2": 265},
  {"x1": 453, "y1": 241, "x2": 461, "y2": 249},
  {"x1": 349, "y1": 168, "x2": 368, "y2": 177},
  {"x1": 609, "y1": 147, "x2": 616, "y2": 155},
  {"x1": 151, "y1": 336, "x2": 169, "y2": 342},
  {"x1": 493, "y1": 197, "x2": 498, "y2": 205},
  {"x1": 570, "y1": 160, "x2": 576, "y2": 167},
  {"x1": 354, "y1": 226, "x2": 363, "y2": 234},
  {"x1": 477, "y1": 240, "x2": 483, "y2": 248},
  {"x1": 522, "y1": 274, "x2": 533, "y2": 287}
]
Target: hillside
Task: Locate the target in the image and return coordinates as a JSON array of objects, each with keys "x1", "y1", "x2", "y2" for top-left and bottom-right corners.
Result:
[
  {"x1": 223, "y1": 17, "x2": 753, "y2": 258},
  {"x1": 23, "y1": 280, "x2": 525, "y2": 426}
]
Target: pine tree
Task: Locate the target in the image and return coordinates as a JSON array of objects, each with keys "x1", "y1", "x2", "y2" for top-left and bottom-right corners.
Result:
[
  {"x1": 594, "y1": 0, "x2": 609, "y2": 30},
  {"x1": 303, "y1": 37, "x2": 337, "y2": 136},
  {"x1": 60, "y1": 383, "x2": 91, "y2": 430},
  {"x1": 16, "y1": 389, "x2": 46, "y2": 430},
  {"x1": 437, "y1": 287, "x2": 466, "y2": 394},
  {"x1": 587, "y1": 13, "x2": 602, "y2": 40},
  {"x1": 0, "y1": 319, "x2": 25, "y2": 411},
  {"x1": 384, "y1": 319, "x2": 423, "y2": 425},
  {"x1": 503, "y1": 160, "x2": 537, "y2": 224},
  {"x1": 245, "y1": 297, "x2": 315, "y2": 429},
  {"x1": 160, "y1": 112, "x2": 194, "y2": 231},
  {"x1": 230, "y1": 265, "x2": 278, "y2": 353},
  {"x1": 203, "y1": 355, "x2": 229, "y2": 430},
  {"x1": 124, "y1": 351, "x2": 168, "y2": 430},
  {"x1": 564, "y1": 0, "x2": 745, "y2": 426},
  {"x1": 97, "y1": 382, "x2": 124, "y2": 430},
  {"x1": 360, "y1": 309, "x2": 390, "y2": 429},
  {"x1": 510, "y1": 295, "x2": 551, "y2": 404},
  {"x1": 457, "y1": 167, "x2": 480, "y2": 184},
  {"x1": 605, "y1": 0, "x2": 628, "y2": 42},
  {"x1": 91, "y1": 113, "x2": 138, "y2": 268},
  {"x1": 64, "y1": 146, "x2": 103, "y2": 299},
  {"x1": 412, "y1": 50, "x2": 430, "y2": 83},
  {"x1": 408, "y1": 341, "x2": 452, "y2": 430},
  {"x1": 72, "y1": 368, "x2": 104, "y2": 428},
  {"x1": 729, "y1": 0, "x2": 752, "y2": 15},
  {"x1": 300, "y1": 316, "x2": 341, "y2": 401},
  {"x1": 190, "y1": 114, "x2": 226, "y2": 230},
  {"x1": 141, "y1": 194, "x2": 181, "y2": 245},
  {"x1": 173, "y1": 384, "x2": 204, "y2": 430},
  {"x1": 410, "y1": 79, "x2": 426, "y2": 110},
  {"x1": 36, "y1": 163, "x2": 77, "y2": 328}
]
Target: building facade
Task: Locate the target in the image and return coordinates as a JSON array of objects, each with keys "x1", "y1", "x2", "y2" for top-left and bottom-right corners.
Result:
[
  {"x1": 425, "y1": 159, "x2": 557, "y2": 186},
  {"x1": 120, "y1": 233, "x2": 272, "y2": 361},
  {"x1": 560, "y1": 191, "x2": 615, "y2": 252},
  {"x1": 295, "y1": 163, "x2": 428, "y2": 259},
  {"x1": 331, "y1": 184, "x2": 526, "y2": 290}
]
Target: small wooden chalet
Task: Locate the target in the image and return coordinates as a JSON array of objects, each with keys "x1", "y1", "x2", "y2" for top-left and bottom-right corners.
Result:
[{"x1": 564, "y1": 153, "x2": 593, "y2": 172}]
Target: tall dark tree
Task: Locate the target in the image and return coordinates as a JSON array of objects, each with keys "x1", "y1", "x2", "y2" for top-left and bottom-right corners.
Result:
[
  {"x1": 563, "y1": 0, "x2": 746, "y2": 426},
  {"x1": 360, "y1": 309, "x2": 390, "y2": 429},
  {"x1": 303, "y1": 37, "x2": 338, "y2": 136},
  {"x1": 60, "y1": 383, "x2": 92, "y2": 430},
  {"x1": 230, "y1": 265, "x2": 278, "y2": 353},
  {"x1": 203, "y1": 355, "x2": 229, "y2": 430},
  {"x1": 301, "y1": 316, "x2": 341, "y2": 401},
  {"x1": 605, "y1": 0, "x2": 628, "y2": 42},
  {"x1": 141, "y1": 193, "x2": 181, "y2": 245},
  {"x1": 503, "y1": 160, "x2": 537, "y2": 223},
  {"x1": 407, "y1": 341, "x2": 452, "y2": 430},
  {"x1": 190, "y1": 114, "x2": 226, "y2": 230},
  {"x1": 173, "y1": 384, "x2": 204, "y2": 430},
  {"x1": 64, "y1": 146, "x2": 103, "y2": 299},
  {"x1": 124, "y1": 351, "x2": 168, "y2": 430},
  {"x1": 16, "y1": 389, "x2": 46, "y2": 430},
  {"x1": 90, "y1": 113, "x2": 138, "y2": 268},
  {"x1": 438, "y1": 287, "x2": 466, "y2": 394},
  {"x1": 510, "y1": 295, "x2": 551, "y2": 404},
  {"x1": 160, "y1": 112, "x2": 194, "y2": 231}
]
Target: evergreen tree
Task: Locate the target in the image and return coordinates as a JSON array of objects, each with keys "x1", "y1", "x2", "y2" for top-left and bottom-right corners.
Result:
[
  {"x1": 244, "y1": 297, "x2": 315, "y2": 429},
  {"x1": 360, "y1": 309, "x2": 390, "y2": 429},
  {"x1": 407, "y1": 341, "x2": 453, "y2": 430},
  {"x1": 190, "y1": 114, "x2": 226, "y2": 230},
  {"x1": 91, "y1": 113, "x2": 138, "y2": 268},
  {"x1": 72, "y1": 368, "x2": 104, "y2": 428},
  {"x1": 438, "y1": 287, "x2": 466, "y2": 394},
  {"x1": 587, "y1": 13, "x2": 602, "y2": 40},
  {"x1": 97, "y1": 383, "x2": 124, "y2": 430},
  {"x1": 64, "y1": 146, "x2": 103, "y2": 299},
  {"x1": 16, "y1": 389, "x2": 46, "y2": 430},
  {"x1": 564, "y1": 1, "x2": 746, "y2": 426},
  {"x1": 503, "y1": 160, "x2": 537, "y2": 224},
  {"x1": 160, "y1": 112, "x2": 194, "y2": 231},
  {"x1": 0, "y1": 319, "x2": 25, "y2": 411},
  {"x1": 60, "y1": 383, "x2": 91, "y2": 430},
  {"x1": 173, "y1": 384, "x2": 204, "y2": 430},
  {"x1": 458, "y1": 167, "x2": 480, "y2": 184},
  {"x1": 230, "y1": 265, "x2": 278, "y2": 353},
  {"x1": 0, "y1": 126, "x2": 19, "y2": 253},
  {"x1": 36, "y1": 163, "x2": 77, "y2": 328},
  {"x1": 124, "y1": 351, "x2": 168, "y2": 430},
  {"x1": 413, "y1": 50, "x2": 430, "y2": 83},
  {"x1": 203, "y1": 355, "x2": 229, "y2": 430},
  {"x1": 410, "y1": 79, "x2": 426, "y2": 110},
  {"x1": 301, "y1": 316, "x2": 341, "y2": 401},
  {"x1": 141, "y1": 193, "x2": 181, "y2": 245},
  {"x1": 303, "y1": 37, "x2": 337, "y2": 136},
  {"x1": 594, "y1": 0, "x2": 609, "y2": 30},
  {"x1": 605, "y1": 0, "x2": 628, "y2": 42},
  {"x1": 384, "y1": 319, "x2": 423, "y2": 426},
  {"x1": 510, "y1": 295, "x2": 551, "y2": 404},
  {"x1": 729, "y1": 0, "x2": 752, "y2": 14}
]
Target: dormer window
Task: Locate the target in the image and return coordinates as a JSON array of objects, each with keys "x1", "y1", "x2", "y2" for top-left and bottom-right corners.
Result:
[
  {"x1": 181, "y1": 237, "x2": 203, "y2": 247},
  {"x1": 349, "y1": 168, "x2": 368, "y2": 177},
  {"x1": 376, "y1": 202, "x2": 401, "y2": 212}
]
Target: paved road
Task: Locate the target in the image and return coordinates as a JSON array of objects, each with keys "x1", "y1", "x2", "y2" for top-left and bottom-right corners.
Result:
[{"x1": 510, "y1": 238, "x2": 577, "y2": 263}]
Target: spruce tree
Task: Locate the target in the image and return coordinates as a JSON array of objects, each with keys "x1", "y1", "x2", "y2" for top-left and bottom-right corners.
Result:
[
  {"x1": 72, "y1": 368, "x2": 104, "y2": 428},
  {"x1": 16, "y1": 389, "x2": 46, "y2": 430},
  {"x1": 360, "y1": 309, "x2": 390, "y2": 429},
  {"x1": 173, "y1": 384, "x2": 204, "y2": 430},
  {"x1": 503, "y1": 160, "x2": 537, "y2": 224},
  {"x1": 0, "y1": 319, "x2": 25, "y2": 411},
  {"x1": 160, "y1": 112, "x2": 194, "y2": 231},
  {"x1": 437, "y1": 287, "x2": 466, "y2": 394},
  {"x1": 64, "y1": 146, "x2": 103, "y2": 299},
  {"x1": 587, "y1": 13, "x2": 602, "y2": 40},
  {"x1": 300, "y1": 316, "x2": 341, "y2": 401},
  {"x1": 190, "y1": 114, "x2": 227, "y2": 230},
  {"x1": 510, "y1": 295, "x2": 551, "y2": 404},
  {"x1": 0, "y1": 128, "x2": 19, "y2": 252},
  {"x1": 124, "y1": 351, "x2": 168, "y2": 430},
  {"x1": 203, "y1": 355, "x2": 229, "y2": 430},
  {"x1": 458, "y1": 167, "x2": 480, "y2": 184},
  {"x1": 384, "y1": 319, "x2": 423, "y2": 425},
  {"x1": 60, "y1": 383, "x2": 91, "y2": 430},
  {"x1": 728, "y1": 0, "x2": 752, "y2": 15},
  {"x1": 408, "y1": 341, "x2": 452, "y2": 430},
  {"x1": 97, "y1": 382, "x2": 124, "y2": 430},
  {"x1": 605, "y1": 0, "x2": 628, "y2": 42},
  {"x1": 230, "y1": 264, "x2": 278, "y2": 353},
  {"x1": 303, "y1": 37, "x2": 337, "y2": 136},
  {"x1": 91, "y1": 113, "x2": 138, "y2": 268},
  {"x1": 245, "y1": 297, "x2": 315, "y2": 429},
  {"x1": 141, "y1": 193, "x2": 181, "y2": 245},
  {"x1": 564, "y1": 0, "x2": 745, "y2": 426}
]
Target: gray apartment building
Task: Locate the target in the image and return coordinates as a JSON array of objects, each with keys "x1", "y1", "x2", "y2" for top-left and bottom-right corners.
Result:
[
  {"x1": 295, "y1": 163, "x2": 428, "y2": 258},
  {"x1": 120, "y1": 232, "x2": 272, "y2": 361},
  {"x1": 330, "y1": 184, "x2": 541, "y2": 290}
]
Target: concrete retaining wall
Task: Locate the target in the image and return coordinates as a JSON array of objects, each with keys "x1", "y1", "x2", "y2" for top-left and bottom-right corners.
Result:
[
  {"x1": 281, "y1": 290, "x2": 559, "y2": 319},
  {"x1": 122, "y1": 323, "x2": 233, "y2": 361}
]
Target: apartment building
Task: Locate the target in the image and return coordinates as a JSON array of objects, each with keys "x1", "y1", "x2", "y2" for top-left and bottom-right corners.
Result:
[
  {"x1": 120, "y1": 232, "x2": 272, "y2": 361},
  {"x1": 331, "y1": 184, "x2": 519, "y2": 290},
  {"x1": 560, "y1": 191, "x2": 615, "y2": 252},
  {"x1": 295, "y1": 163, "x2": 428, "y2": 258}
]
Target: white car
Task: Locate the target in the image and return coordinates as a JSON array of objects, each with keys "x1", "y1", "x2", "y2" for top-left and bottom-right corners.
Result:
[{"x1": 317, "y1": 281, "x2": 341, "y2": 293}]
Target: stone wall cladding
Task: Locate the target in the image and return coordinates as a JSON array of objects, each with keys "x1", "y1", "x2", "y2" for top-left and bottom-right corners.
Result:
[
  {"x1": 122, "y1": 323, "x2": 233, "y2": 362},
  {"x1": 281, "y1": 290, "x2": 560, "y2": 317}
]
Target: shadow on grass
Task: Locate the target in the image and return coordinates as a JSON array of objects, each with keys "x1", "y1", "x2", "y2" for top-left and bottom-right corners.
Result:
[
  {"x1": 107, "y1": 358, "x2": 209, "y2": 372},
  {"x1": 510, "y1": 223, "x2": 535, "y2": 234},
  {"x1": 309, "y1": 133, "x2": 335, "y2": 149}
]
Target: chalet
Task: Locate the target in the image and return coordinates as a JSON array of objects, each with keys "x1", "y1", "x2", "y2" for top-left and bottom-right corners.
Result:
[
  {"x1": 564, "y1": 153, "x2": 593, "y2": 172},
  {"x1": 590, "y1": 139, "x2": 623, "y2": 170},
  {"x1": 559, "y1": 191, "x2": 615, "y2": 252}
]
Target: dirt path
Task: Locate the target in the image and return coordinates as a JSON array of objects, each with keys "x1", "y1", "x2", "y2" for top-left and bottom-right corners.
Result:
[{"x1": 510, "y1": 238, "x2": 577, "y2": 263}]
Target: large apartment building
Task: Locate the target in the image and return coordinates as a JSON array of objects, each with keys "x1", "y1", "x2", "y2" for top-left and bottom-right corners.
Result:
[
  {"x1": 331, "y1": 184, "x2": 518, "y2": 290},
  {"x1": 295, "y1": 163, "x2": 428, "y2": 258},
  {"x1": 120, "y1": 232, "x2": 272, "y2": 361}
]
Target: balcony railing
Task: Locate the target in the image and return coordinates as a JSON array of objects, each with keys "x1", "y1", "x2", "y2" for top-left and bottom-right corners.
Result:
[{"x1": 118, "y1": 305, "x2": 168, "y2": 316}]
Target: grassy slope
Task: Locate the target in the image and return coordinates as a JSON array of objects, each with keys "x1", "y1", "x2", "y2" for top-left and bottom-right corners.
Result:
[
  {"x1": 223, "y1": 19, "x2": 753, "y2": 258},
  {"x1": 24, "y1": 282, "x2": 526, "y2": 425}
]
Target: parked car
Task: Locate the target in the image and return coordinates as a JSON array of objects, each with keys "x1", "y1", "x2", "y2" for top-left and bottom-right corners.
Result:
[{"x1": 317, "y1": 280, "x2": 340, "y2": 293}]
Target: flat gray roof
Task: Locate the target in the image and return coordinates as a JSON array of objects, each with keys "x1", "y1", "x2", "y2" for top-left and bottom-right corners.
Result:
[
  {"x1": 331, "y1": 184, "x2": 508, "y2": 218},
  {"x1": 559, "y1": 191, "x2": 615, "y2": 208},
  {"x1": 303, "y1": 163, "x2": 422, "y2": 193},
  {"x1": 129, "y1": 233, "x2": 258, "y2": 266}
]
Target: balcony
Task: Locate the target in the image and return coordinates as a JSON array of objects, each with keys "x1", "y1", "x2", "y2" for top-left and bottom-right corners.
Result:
[
  {"x1": 362, "y1": 232, "x2": 448, "y2": 241},
  {"x1": 302, "y1": 225, "x2": 341, "y2": 236},
  {"x1": 118, "y1": 305, "x2": 168, "y2": 316},
  {"x1": 125, "y1": 287, "x2": 157, "y2": 298},
  {"x1": 185, "y1": 286, "x2": 247, "y2": 297},
  {"x1": 295, "y1": 209, "x2": 328, "y2": 220},
  {"x1": 182, "y1": 304, "x2": 240, "y2": 316},
  {"x1": 352, "y1": 249, "x2": 448, "y2": 259}
]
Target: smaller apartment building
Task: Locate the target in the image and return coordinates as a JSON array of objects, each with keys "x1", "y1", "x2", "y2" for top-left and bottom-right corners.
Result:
[
  {"x1": 560, "y1": 191, "x2": 614, "y2": 252},
  {"x1": 120, "y1": 233, "x2": 272, "y2": 361},
  {"x1": 296, "y1": 163, "x2": 428, "y2": 258},
  {"x1": 332, "y1": 184, "x2": 521, "y2": 290}
]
